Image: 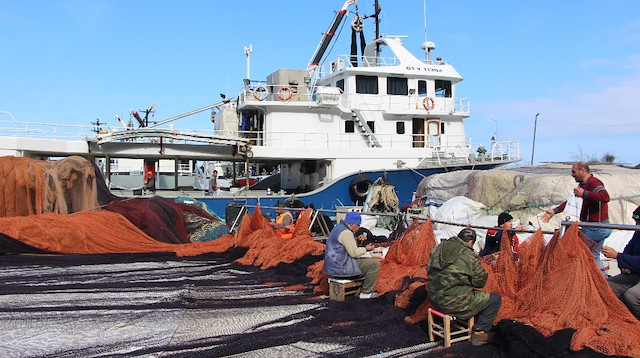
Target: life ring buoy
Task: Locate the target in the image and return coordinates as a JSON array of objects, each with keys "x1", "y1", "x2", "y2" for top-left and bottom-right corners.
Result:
[
  {"x1": 422, "y1": 97, "x2": 435, "y2": 111},
  {"x1": 349, "y1": 175, "x2": 373, "y2": 199},
  {"x1": 277, "y1": 86, "x2": 293, "y2": 101},
  {"x1": 253, "y1": 86, "x2": 268, "y2": 101}
]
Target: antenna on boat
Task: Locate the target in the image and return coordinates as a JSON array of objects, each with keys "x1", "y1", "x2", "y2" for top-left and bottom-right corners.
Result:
[
  {"x1": 91, "y1": 118, "x2": 104, "y2": 134},
  {"x1": 421, "y1": 0, "x2": 435, "y2": 63},
  {"x1": 244, "y1": 44, "x2": 253, "y2": 82}
]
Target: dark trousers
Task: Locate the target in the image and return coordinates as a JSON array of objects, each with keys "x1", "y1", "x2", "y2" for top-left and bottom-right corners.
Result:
[
  {"x1": 608, "y1": 273, "x2": 640, "y2": 319},
  {"x1": 473, "y1": 293, "x2": 501, "y2": 332}
]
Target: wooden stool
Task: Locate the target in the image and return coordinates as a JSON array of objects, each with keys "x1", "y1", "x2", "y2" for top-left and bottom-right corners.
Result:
[
  {"x1": 427, "y1": 308, "x2": 474, "y2": 347},
  {"x1": 328, "y1": 278, "x2": 363, "y2": 301}
]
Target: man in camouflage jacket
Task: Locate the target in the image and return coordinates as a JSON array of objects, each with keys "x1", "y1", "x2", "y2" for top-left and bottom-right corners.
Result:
[{"x1": 427, "y1": 228, "x2": 502, "y2": 345}]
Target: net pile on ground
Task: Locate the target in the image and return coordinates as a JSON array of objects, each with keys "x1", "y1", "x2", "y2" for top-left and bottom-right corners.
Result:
[
  {"x1": 0, "y1": 210, "x2": 233, "y2": 257},
  {"x1": 378, "y1": 219, "x2": 436, "y2": 306},
  {"x1": 231, "y1": 206, "x2": 325, "y2": 270},
  {"x1": 51, "y1": 156, "x2": 101, "y2": 214},
  {"x1": 105, "y1": 197, "x2": 228, "y2": 244},
  {"x1": 483, "y1": 223, "x2": 640, "y2": 357},
  {"x1": 0, "y1": 156, "x2": 67, "y2": 216}
]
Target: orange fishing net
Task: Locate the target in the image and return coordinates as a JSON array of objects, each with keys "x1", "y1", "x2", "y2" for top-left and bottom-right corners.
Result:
[
  {"x1": 233, "y1": 206, "x2": 325, "y2": 269},
  {"x1": 0, "y1": 210, "x2": 233, "y2": 257},
  {"x1": 483, "y1": 223, "x2": 640, "y2": 356},
  {"x1": 0, "y1": 156, "x2": 67, "y2": 216},
  {"x1": 52, "y1": 156, "x2": 101, "y2": 213}
]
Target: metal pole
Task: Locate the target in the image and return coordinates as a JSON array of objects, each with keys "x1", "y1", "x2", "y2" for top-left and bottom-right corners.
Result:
[
  {"x1": 531, "y1": 113, "x2": 540, "y2": 165},
  {"x1": 244, "y1": 44, "x2": 252, "y2": 81}
]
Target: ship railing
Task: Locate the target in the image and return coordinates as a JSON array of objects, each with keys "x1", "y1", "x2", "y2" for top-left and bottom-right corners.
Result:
[
  {"x1": 0, "y1": 115, "x2": 99, "y2": 140},
  {"x1": 386, "y1": 96, "x2": 470, "y2": 115},
  {"x1": 470, "y1": 140, "x2": 520, "y2": 163},
  {"x1": 418, "y1": 144, "x2": 472, "y2": 167},
  {"x1": 319, "y1": 54, "x2": 455, "y2": 76},
  {"x1": 239, "y1": 80, "x2": 471, "y2": 116}
]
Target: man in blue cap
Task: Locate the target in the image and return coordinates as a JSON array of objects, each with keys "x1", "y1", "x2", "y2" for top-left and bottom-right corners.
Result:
[{"x1": 322, "y1": 211, "x2": 380, "y2": 299}]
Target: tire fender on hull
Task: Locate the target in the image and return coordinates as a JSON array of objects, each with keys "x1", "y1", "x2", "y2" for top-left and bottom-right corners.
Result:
[{"x1": 349, "y1": 175, "x2": 373, "y2": 199}]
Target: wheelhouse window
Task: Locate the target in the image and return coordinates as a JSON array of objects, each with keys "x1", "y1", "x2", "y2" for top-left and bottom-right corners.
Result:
[
  {"x1": 356, "y1": 75, "x2": 378, "y2": 94},
  {"x1": 345, "y1": 120, "x2": 355, "y2": 133},
  {"x1": 418, "y1": 80, "x2": 427, "y2": 96},
  {"x1": 387, "y1": 77, "x2": 408, "y2": 95},
  {"x1": 336, "y1": 79, "x2": 344, "y2": 92},
  {"x1": 396, "y1": 122, "x2": 405, "y2": 134},
  {"x1": 435, "y1": 80, "x2": 452, "y2": 98},
  {"x1": 367, "y1": 121, "x2": 375, "y2": 133}
]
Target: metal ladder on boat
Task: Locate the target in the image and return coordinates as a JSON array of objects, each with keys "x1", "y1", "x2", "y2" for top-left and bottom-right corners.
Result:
[{"x1": 352, "y1": 109, "x2": 382, "y2": 148}]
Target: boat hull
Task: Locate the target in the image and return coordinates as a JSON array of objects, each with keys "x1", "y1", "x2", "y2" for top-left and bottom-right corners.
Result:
[{"x1": 199, "y1": 161, "x2": 506, "y2": 221}]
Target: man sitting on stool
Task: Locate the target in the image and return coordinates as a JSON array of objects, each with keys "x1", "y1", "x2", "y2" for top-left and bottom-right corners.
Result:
[
  {"x1": 427, "y1": 228, "x2": 502, "y2": 345},
  {"x1": 322, "y1": 212, "x2": 380, "y2": 299},
  {"x1": 602, "y1": 206, "x2": 640, "y2": 319}
]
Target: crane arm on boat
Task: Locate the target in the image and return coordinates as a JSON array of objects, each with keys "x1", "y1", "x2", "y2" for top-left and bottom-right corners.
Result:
[{"x1": 307, "y1": 0, "x2": 356, "y2": 80}]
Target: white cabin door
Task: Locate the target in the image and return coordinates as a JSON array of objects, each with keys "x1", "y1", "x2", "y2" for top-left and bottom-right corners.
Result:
[{"x1": 427, "y1": 120, "x2": 441, "y2": 148}]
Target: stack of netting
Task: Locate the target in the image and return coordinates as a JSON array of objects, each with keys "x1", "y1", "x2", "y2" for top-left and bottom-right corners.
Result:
[
  {"x1": 0, "y1": 155, "x2": 229, "y2": 251},
  {"x1": 0, "y1": 210, "x2": 233, "y2": 256},
  {"x1": 232, "y1": 206, "x2": 325, "y2": 270},
  {"x1": 483, "y1": 223, "x2": 640, "y2": 356},
  {"x1": 0, "y1": 156, "x2": 67, "y2": 216}
]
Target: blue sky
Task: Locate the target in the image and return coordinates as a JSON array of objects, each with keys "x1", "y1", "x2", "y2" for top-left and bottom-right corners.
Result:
[{"x1": 1, "y1": 0, "x2": 639, "y2": 165}]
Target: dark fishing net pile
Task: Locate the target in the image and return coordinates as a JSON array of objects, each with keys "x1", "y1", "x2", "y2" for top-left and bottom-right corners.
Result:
[{"x1": 105, "y1": 197, "x2": 228, "y2": 244}]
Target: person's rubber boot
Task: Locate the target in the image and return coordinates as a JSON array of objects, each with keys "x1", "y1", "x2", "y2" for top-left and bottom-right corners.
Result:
[{"x1": 470, "y1": 331, "x2": 495, "y2": 346}]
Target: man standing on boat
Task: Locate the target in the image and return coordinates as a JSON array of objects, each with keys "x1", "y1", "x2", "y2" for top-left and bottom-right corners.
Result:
[
  {"x1": 323, "y1": 211, "x2": 380, "y2": 299},
  {"x1": 209, "y1": 170, "x2": 220, "y2": 196},
  {"x1": 542, "y1": 161, "x2": 611, "y2": 273}
]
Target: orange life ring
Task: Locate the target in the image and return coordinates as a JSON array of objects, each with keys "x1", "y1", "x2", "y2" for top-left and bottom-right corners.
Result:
[
  {"x1": 277, "y1": 86, "x2": 293, "y2": 101},
  {"x1": 253, "y1": 86, "x2": 268, "y2": 101},
  {"x1": 423, "y1": 97, "x2": 435, "y2": 110}
]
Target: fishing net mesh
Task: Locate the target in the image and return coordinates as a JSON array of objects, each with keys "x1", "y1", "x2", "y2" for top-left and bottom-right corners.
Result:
[
  {"x1": 52, "y1": 156, "x2": 101, "y2": 214},
  {"x1": 481, "y1": 223, "x2": 640, "y2": 356},
  {"x1": 2, "y1": 155, "x2": 640, "y2": 356},
  {"x1": 0, "y1": 210, "x2": 232, "y2": 256}
]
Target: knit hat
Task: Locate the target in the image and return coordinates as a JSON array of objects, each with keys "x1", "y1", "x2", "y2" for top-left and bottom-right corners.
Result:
[
  {"x1": 344, "y1": 211, "x2": 362, "y2": 225},
  {"x1": 498, "y1": 212, "x2": 513, "y2": 226},
  {"x1": 633, "y1": 206, "x2": 640, "y2": 220}
]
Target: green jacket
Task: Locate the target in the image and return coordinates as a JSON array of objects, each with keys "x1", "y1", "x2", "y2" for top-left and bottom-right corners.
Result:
[{"x1": 426, "y1": 236, "x2": 489, "y2": 319}]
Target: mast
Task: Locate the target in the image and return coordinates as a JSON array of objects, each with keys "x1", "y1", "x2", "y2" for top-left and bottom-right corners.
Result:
[{"x1": 374, "y1": 0, "x2": 380, "y2": 57}]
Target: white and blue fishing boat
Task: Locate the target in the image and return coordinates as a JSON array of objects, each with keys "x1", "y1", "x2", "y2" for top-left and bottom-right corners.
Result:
[{"x1": 0, "y1": 0, "x2": 520, "y2": 220}]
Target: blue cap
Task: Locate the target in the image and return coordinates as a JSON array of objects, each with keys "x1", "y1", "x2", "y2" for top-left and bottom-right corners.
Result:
[{"x1": 344, "y1": 211, "x2": 362, "y2": 225}]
